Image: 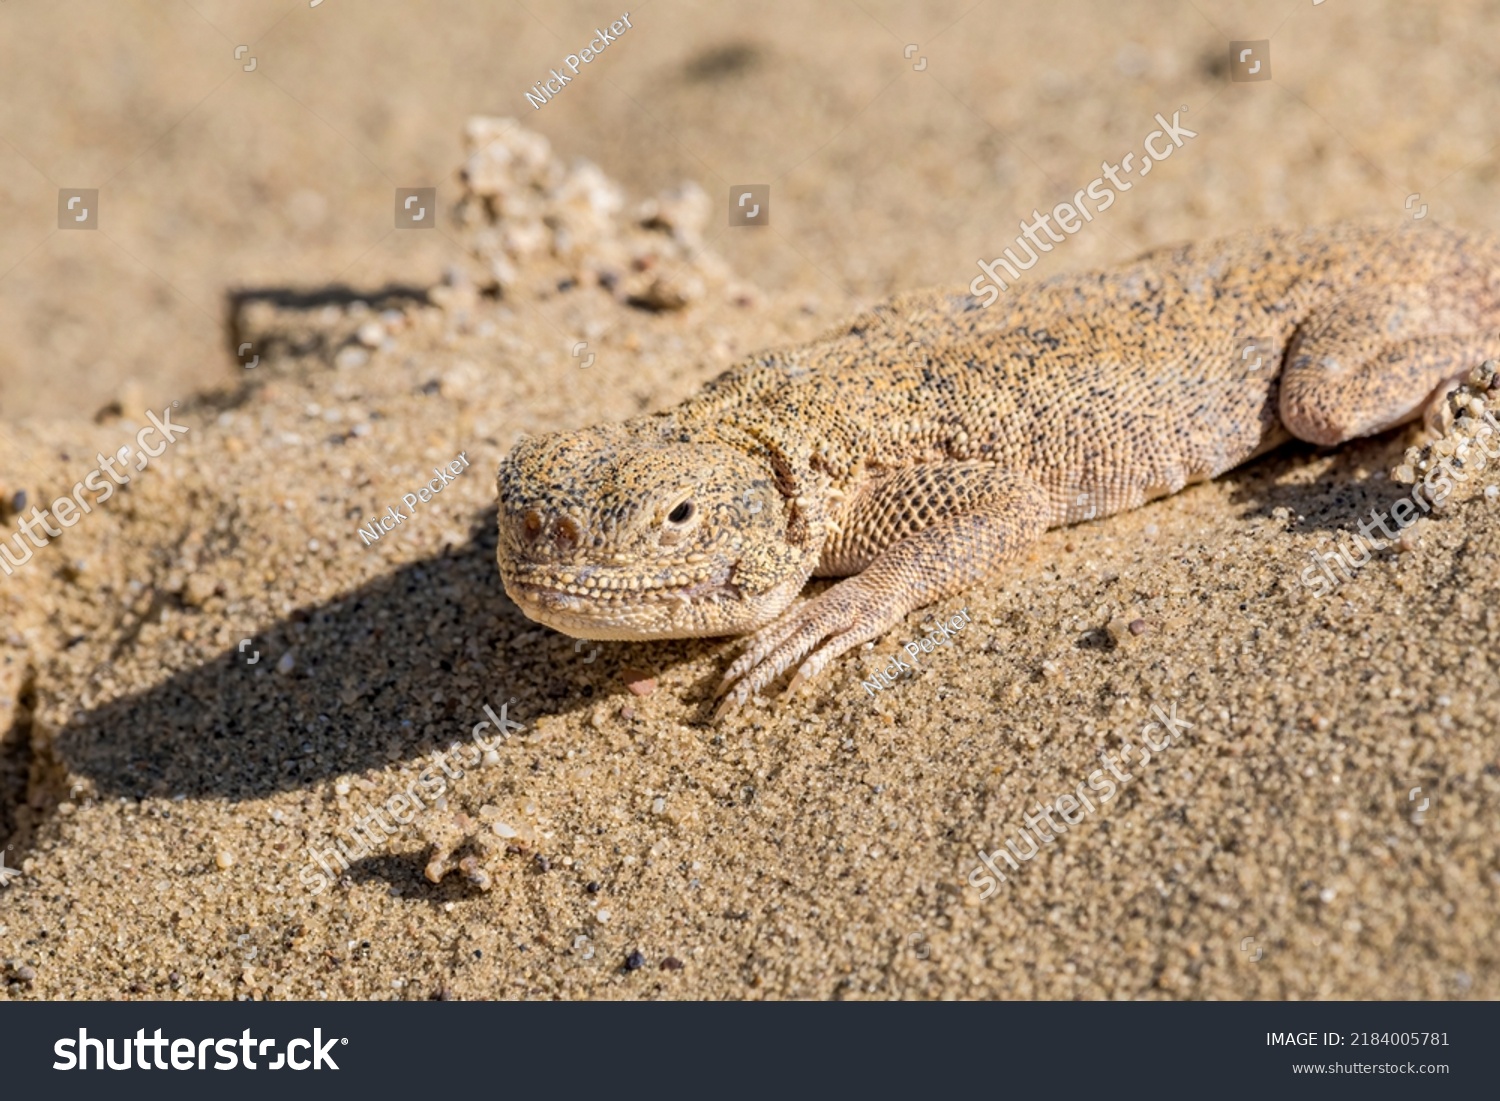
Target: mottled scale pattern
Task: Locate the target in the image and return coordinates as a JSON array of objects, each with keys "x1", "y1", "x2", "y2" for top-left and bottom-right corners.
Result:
[{"x1": 495, "y1": 222, "x2": 1500, "y2": 714}]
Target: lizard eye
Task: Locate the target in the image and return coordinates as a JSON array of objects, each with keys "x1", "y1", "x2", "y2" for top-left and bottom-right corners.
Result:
[{"x1": 659, "y1": 496, "x2": 698, "y2": 546}]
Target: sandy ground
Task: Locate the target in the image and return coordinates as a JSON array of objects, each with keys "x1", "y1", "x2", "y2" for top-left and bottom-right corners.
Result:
[{"x1": 1, "y1": 0, "x2": 1498, "y2": 999}]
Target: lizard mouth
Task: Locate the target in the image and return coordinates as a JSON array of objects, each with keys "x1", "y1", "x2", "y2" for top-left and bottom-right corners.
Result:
[
  {"x1": 505, "y1": 562, "x2": 736, "y2": 602},
  {"x1": 497, "y1": 553, "x2": 807, "y2": 642},
  {"x1": 501, "y1": 563, "x2": 742, "y2": 637}
]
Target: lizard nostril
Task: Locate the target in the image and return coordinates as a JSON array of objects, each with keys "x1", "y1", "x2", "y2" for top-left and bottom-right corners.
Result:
[
  {"x1": 522, "y1": 510, "x2": 544, "y2": 542},
  {"x1": 555, "y1": 516, "x2": 582, "y2": 548}
]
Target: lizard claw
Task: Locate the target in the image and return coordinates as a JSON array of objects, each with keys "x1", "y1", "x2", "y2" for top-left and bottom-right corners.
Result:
[
  {"x1": 713, "y1": 576, "x2": 903, "y2": 717},
  {"x1": 711, "y1": 692, "x2": 744, "y2": 724}
]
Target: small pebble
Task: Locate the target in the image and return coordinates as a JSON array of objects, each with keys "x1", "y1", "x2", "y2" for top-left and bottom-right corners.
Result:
[
  {"x1": 356, "y1": 321, "x2": 385, "y2": 348},
  {"x1": 659, "y1": 956, "x2": 684, "y2": 971},
  {"x1": 624, "y1": 950, "x2": 645, "y2": 971},
  {"x1": 276, "y1": 651, "x2": 296, "y2": 674},
  {"x1": 335, "y1": 346, "x2": 369, "y2": 370},
  {"x1": 459, "y1": 856, "x2": 492, "y2": 891},
  {"x1": 216, "y1": 850, "x2": 236, "y2": 870},
  {"x1": 622, "y1": 669, "x2": 656, "y2": 696},
  {"x1": 1128, "y1": 618, "x2": 1147, "y2": 635}
]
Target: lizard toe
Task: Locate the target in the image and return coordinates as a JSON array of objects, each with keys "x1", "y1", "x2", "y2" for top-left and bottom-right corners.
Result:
[
  {"x1": 786, "y1": 627, "x2": 872, "y2": 696},
  {"x1": 715, "y1": 576, "x2": 903, "y2": 711},
  {"x1": 718, "y1": 607, "x2": 816, "y2": 695},
  {"x1": 714, "y1": 625, "x2": 818, "y2": 714}
]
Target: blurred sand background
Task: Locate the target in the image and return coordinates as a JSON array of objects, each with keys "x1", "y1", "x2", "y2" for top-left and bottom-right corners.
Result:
[{"x1": 0, "y1": 0, "x2": 1497, "y2": 999}]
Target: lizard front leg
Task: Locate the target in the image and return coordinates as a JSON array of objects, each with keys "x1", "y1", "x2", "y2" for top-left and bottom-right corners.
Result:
[{"x1": 715, "y1": 462, "x2": 1050, "y2": 718}]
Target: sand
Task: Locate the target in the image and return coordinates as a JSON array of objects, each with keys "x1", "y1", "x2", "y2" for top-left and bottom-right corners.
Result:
[{"x1": 1, "y1": 0, "x2": 1497, "y2": 1000}]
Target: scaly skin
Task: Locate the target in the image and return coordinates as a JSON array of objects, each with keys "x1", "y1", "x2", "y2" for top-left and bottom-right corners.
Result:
[{"x1": 496, "y1": 222, "x2": 1500, "y2": 717}]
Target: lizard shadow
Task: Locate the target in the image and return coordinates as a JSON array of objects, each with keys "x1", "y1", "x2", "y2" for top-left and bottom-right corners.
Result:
[
  {"x1": 43, "y1": 505, "x2": 698, "y2": 808},
  {"x1": 1224, "y1": 431, "x2": 1437, "y2": 535}
]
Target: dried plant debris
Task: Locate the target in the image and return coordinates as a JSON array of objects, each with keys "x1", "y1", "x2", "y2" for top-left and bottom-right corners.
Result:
[
  {"x1": 455, "y1": 117, "x2": 728, "y2": 308},
  {"x1": 1392, "y1": 360, "x2": 1500, "y2": 500},
  {"x1": 420, "y1": 804, "x2": 538, "y2": 891}
]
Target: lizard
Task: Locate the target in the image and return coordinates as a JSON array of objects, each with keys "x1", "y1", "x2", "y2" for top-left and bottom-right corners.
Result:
[{"x1": 495, "y1": 221, "x2": 1500, "y2": 718}]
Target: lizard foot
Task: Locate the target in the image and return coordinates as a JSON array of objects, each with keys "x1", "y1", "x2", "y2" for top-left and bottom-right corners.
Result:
[{"x1": 713, "y1": 575, "x2": 901, "y2": 720}]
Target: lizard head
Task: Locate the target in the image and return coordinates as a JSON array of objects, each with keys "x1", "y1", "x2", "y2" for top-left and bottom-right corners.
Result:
[{"x1": 495, "y1": 422, "x2": 818, "y2": 640}]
